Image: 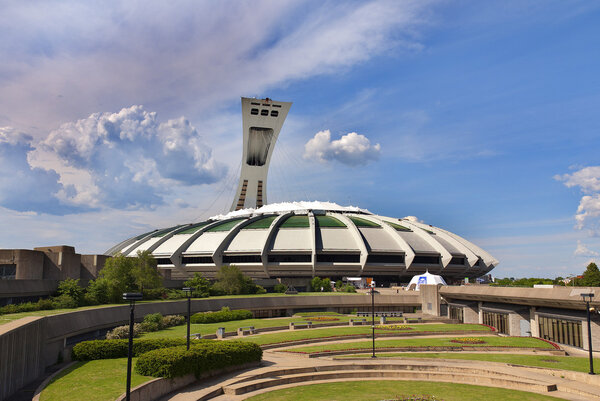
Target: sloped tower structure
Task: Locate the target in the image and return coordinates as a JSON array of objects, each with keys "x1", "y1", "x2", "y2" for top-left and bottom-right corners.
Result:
[
  {"x1": 231, "y1": 98, "x2": 292, "y2": 211},
  {"x1": 106, "y1": 97, "x2": 498, "y2": 285}
]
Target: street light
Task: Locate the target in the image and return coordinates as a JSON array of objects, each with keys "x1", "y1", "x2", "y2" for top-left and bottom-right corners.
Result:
[
  {"x1": 123, "y1": 292, "x2": 142, "y2": 401},
  {"x1": 582, "y1": 293, "x2": 595, "y2": 375},
  {"x1": 370, "y1": 285, "x2": 379, "y2": 358},
  {"x1": 182, "y1": 287, "x2": 193, "y2": 350}
]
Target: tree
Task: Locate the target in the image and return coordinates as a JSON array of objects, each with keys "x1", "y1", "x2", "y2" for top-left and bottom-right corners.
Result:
[
  {"x1": 57, "y1": 278, "x2": 85, "y2": 306},
  {"x1": 310, "y1": 276, "x2": 332, "y2": 292},
  {"x1": 581, "y1": 262, "x2": 600, "y2": 287},
  {"x1": 133, "y1": 250, "x2": 162, "y2": 291},
  {"x1": 212, "y1": 265, "x2": 259, "y2": 295},
  {"x1": 184, "y1": 272, "x2": 211, "y2": 297}
]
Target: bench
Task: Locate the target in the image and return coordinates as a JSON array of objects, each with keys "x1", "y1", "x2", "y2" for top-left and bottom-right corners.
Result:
[
  {"x1": 190, "y1": 333, "x2": 202, "y2": 339},
  {"x1": 289, "y1": 322, "x2": 313, "y2": 330},
  {"x1": 403, "y1": 317, "x2": 422, "y2": 324},
  {"x1": 237, "y1": 326, "x2": 256, "y2": 336},
  {"x1": 349, "y1": 318, "x2": 367, "y2": 326}
]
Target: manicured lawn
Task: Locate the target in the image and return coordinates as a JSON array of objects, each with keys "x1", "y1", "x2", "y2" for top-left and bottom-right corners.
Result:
[
  {"x1": 336, "y1": 352, "x2": 600, "y2": 373},
  {"x1": 231, "y1": 324, "x2": 491, "y2": 345},
  {"x1": 141, "y1": 321, "x2": 490, "y2": 342},
  {"x1": 0, "y1": 293, "x2": 361, "y2": 326},
  {"x1": 245, "y1": 380, "x2": 563, "y2": 401},
  {"x1": 40, "y1": 358, "x2": 152, "y2": 401},
  {"x1": 283, "y1": 336, "x2": 554, "y2": 353}
]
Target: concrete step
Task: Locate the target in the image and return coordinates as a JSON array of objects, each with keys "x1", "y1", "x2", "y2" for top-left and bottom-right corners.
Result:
[{"x1": 223, "y1": 366, "x2": 557, "y2": 396}]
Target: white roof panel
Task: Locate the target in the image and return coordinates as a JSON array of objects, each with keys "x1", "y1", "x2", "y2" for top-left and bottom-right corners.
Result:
[
  {"x1": 126, "y1": 237, "x2": 162, "y2": 256},
  {"x1": 226, "y1": 230, "x2": 269, "y2": 252},
  {"x1": 271, "y1": 228, "x2": 312, "y2": 251},
  {"x1": 432, "y1": 235, "x2": 461, "y2": 255},
  {"x1": 359, "y1": 227, "x2": 403, "y2": 252},
  {"x1": 318, "y1": 228, "x2": 358, "y2": 251},
  {"x1": 185, "y1": 232, "x2": 230, "y2": 254},
  {"x1": 153, "y1": 234, "x2": 194, "y2": 255},
  {"x1": 395, "y1": 231, "x2": 437, "y2": 253}
]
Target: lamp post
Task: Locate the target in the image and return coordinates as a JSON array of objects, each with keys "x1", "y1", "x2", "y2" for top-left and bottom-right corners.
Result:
[
  {"x1": 123, "y1": 292, "x2": 142, "y2": 401},
  {"x1": 582, "y1": 293, "x2": 595, "y2": 375},
  {"x1": 370, "y1": 284, "x2": 379, "y2": 358},
  {"x1": 183, "y1": 287, "x2": 192, "y2": 350}
]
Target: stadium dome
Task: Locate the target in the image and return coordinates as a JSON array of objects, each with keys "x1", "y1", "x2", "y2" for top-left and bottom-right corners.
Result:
[
  {"x1": 106, "y1": 97, "x2": 498, "y2": 285},
  {"x1": 106, "y1": 201, "x2": 498, "y2": 284}
]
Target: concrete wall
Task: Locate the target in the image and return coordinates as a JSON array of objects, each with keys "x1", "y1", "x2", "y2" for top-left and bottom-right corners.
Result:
[
  {"x1": 0, "y1": 249, "x2": 44, "y2": 280},
  {"x1": 0, "y1": 293, "x2": 420, "y2": 401},
  {"x1": 420, "y1": 284, "x2": 441, "y2": 316},
  {"x1": 0, "y1": 317, "x2": 45, "y2": 401},
  {"x1": 80, "y1": 254, "x2": 109, "y2": 281}
]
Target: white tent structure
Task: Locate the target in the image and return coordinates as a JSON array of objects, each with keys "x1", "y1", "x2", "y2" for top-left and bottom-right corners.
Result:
[{"x1": 406, "y1": 271, "x2": 447, "y2": 291}]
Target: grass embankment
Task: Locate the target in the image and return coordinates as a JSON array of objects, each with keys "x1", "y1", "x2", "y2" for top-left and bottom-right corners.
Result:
[
  {"x1": 244, "y1": 380, "x2": 563, "y2": 401},
  {"x1": 40, "y1": 358, "x2": 152, "y2": 401},
  {"x1": 232, "y1": 324, "x2": 491, "y2": 346},
  {"x1": 336, "y1": 352, "x2": 600, "y2": 373},
  {"x1": 141, "y1": 321, "x2": 489, "y2": 342},
  {"x1": 284, "y1": 336, "x2": 553, "y2": 354},
  {"x1": 0, "y1": 292, "x2": 360, "y2": 326}
]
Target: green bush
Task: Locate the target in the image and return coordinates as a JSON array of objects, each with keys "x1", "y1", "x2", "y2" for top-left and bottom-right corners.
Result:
[
  {"x1": 72, "y1": 338, "x2": 198, "y2": 360},
  {"x1": 57, "y1": 278, "x2": 85, "y2": 306},
  {"x1": 162, "y1": 315, "x2": 185, "y2": 327},
  {"x1": 134, "y1": 340, "x2": 262, "y2": 378},
  {"x1": 143, "y1": 313, "x2": 165, "y2": 329},
  {"x1": 190, "y1": 307, "x2": 252, "y2": 324},
  {"x1": 51, "y1": 294, "x2": 78, "y2": 309},
  {"x1": 273, "y1": 283, "x2": 287, "y2": 293},
  {"x1": 84, "y1": 278, "x2": 110, "y2": 305},
  {"x1": 142, "y1": 288, "x2": 166, "y2": 300},
  {"x1": 105, "y1": 323, "x2": 144, "y2": 339}
]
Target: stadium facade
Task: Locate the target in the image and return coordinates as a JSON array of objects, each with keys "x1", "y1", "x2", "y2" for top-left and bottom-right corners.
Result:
[{"x1": 106, "y1": 97, "x2": 498, "y2": 284}]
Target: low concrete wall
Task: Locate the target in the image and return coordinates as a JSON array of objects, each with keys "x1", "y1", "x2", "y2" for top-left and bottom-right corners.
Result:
[
  {"x1": 0, "y1": 293, "x2": 419, "y2": 401},
  {"x1": 0, "y1": 317, "x2": 45, "y2": 401}
]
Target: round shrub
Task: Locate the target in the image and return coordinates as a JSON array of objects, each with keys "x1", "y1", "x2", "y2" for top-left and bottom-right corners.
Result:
[
  {"x1": 134, "y1": 340, "x2": 262, "y2": 378},
  {"x1": 72, "y1": 338, "x2": 204, "y2": 360},
  {"x1": 162, "y1": 315, "x2": 185, "y2": 327},
  {"x1": 105, "y1": 323, "x2": 144, "y2": 339}
]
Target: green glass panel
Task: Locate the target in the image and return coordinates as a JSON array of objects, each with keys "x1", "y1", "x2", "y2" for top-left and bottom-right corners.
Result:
[
  {"x1": 349, "y1": 216, "x2": 380, "y2": 227},
  {"x1": 280, "y1": 215, "x2": 310, "y2": 228},
  {"x1": 243, "y1": 215, "x2": 277, "y2": 229},
  {"x1": 315, "y1": 215, "x2": 346, "y2": 227},
  {"x1": 206, "y1": 218, "x2": 246, "y2": 232},
  {"x1": 176, "y1": 222, "x2": 209, "y2": 235},
  {"x1": 385, "y1": 221, "x2": 411, "y2": 231}
]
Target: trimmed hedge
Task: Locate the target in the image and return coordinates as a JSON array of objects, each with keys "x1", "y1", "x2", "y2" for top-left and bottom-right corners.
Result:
[
  {"x1": 72, "y1": 338, "x2": 207, "y2": 360},
  {"x1": 190, "y1": 306, "x2": 252, "y2": 324},
  {"x1": 135, "y1": 340, "x2": 262, "y2": 378}
]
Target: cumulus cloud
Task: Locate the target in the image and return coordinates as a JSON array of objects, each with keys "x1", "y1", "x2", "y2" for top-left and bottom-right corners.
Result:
[
  {"x1": 2, "y1": 106, "x2": 226, "y2": 214},
  {"x1": 555, "y1": 166, "x2": 600, "y2": 235},
  {"x1": 303, "y1": 130, "x2": 381, "y2": 166},
  {"x1": 0, "y1": 127, "x2": 77, "y2": 214},
  {"x1": 574, "y1": 240, "x2": 599, "y2": 257}
]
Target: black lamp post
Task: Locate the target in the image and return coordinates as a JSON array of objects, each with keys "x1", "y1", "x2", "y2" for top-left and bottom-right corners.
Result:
[
  {"x1": 370, "y1": 285, "x2": 379, "y2": 358},
  {"x1": 183, "y1": 287, "x2": 192, "y2": 350},
  {"x1": 123, "y1": 292, "x2": 142, "y2": 401},
  {"x1": 582, "y1": 293, "x2": 595, "y2": 375}
]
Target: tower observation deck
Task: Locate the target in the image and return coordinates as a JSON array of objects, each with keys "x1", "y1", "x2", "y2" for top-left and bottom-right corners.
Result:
[{"x1": 230, "y1": 97, "x2": 292, "y2": 211}]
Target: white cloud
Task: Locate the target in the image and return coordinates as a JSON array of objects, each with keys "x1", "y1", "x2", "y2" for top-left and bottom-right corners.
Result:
[
  {"x1": 0, "y1": 0, "x2": 433, "y2": 134},
  {"x1": 303, "y1": 130, "x2": 381, "y2": 166},
  {"x1": 556, "y1": 166, "x2": 600, "y2": 235},
  {"x1": 574, "y1": 240, "x2": 599, "y2": 257},
  {"x1": 12, "y1": 105, "x2": 227, "y2": 213}
]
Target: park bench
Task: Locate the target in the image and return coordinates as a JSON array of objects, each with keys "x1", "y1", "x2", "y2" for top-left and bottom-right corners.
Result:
[
  {"x1": 349, "y1": 318, "x2": 367, "y2": 326},
  {"x1": 289, "y1": 322, "x2": 313, "y2": 330},
  {"x1": 237, "y1": 326, "x2": 256, "y2": 336},
  {"x1": 357, "y1": 311, "x2": 404, "y2": 318},
  {"x1": 190, "y1": 333, "x2": 202, "y2": 339},
  {"x1": 403, "y1": 317, "x2": 422, "y2": 324}
]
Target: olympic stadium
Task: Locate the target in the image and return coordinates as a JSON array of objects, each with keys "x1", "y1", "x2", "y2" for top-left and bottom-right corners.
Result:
[{"x1": 106, "y1": 97, "x2": 498, "y2": 285}]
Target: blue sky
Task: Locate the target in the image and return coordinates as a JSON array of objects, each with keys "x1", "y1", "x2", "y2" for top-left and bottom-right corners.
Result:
[{"x1": 1, "y1": 0, "x2": 599, "y2": 279}]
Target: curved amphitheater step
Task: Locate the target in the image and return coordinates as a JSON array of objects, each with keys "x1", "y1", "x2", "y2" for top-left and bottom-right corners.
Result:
[{"x1": 160, "y1": 357, "x2": 600, "y2": 401}]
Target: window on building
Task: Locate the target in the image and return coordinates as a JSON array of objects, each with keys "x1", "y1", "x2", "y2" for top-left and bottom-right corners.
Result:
[
  {"x1": 449, "y1": 305, "x2": 464, "y2": 323},
  {"x1": 412, "y1": 255, "x2": 440, "y2": 265},
  {"x1": 538, "y1": 316, "x2": 582, "y2": 348},
  {"x1": 268, "y1": 254, "x2": 312, "y2": 263},
  {"x1": 0, "y1": 264, "x2": 16, "y2": 280},
  {"x1": 222, "y1": 254, "x2": 262, "y2": 264},
  {"x1": 316, "y1": 254, "x2": 360, "y2": 263},
  {"x1": 250, "y1": 108, "x2": 259, "y2": 115},
  {"x1": 182, "y1": 256, "x2": 213, "y2": 264},
  {"x1": 366, "y1": 254, "x2": 405, "y2": 264},
  {"x1": 271, "y1": 110, "x2": 279, "y2": 117},
  {"x1": 260, "y1": 109, "x2": 269, "y2": 116},
  {"x1": 482, "y1": 310, "x2": 509, "y2": 334},
  {"x1": 155, "y1": 258, "x2": 172, "y2": 265}
]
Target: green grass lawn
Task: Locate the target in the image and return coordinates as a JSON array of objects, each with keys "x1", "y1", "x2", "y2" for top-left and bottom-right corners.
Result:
[
  {"x1": 0, "y1": 292, "x2": 361, "y2": 326},
  {"x1": 284, "y1": 336, "x2": 554, "y2": 353},
  {"x1": 40, "y1": 358, "x2": 152, "y2": 401},
  {"x1": 141, "y1": 321, "x2": 489, "y2": 342},
  {"x1": 336, "y1": 352, "x2": 600, "y2": 373},
  {"x1": 244, "y1": 380, "x2": 563, "y2": 401}
]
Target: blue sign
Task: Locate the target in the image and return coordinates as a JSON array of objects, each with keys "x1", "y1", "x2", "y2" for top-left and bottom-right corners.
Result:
[{"x1": 418, "y1": 276, "x2": 427, "y2": 284}]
